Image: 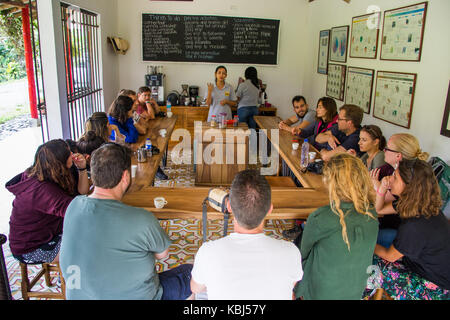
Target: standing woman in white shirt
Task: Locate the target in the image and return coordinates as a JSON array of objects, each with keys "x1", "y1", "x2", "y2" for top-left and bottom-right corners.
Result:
[
  {"x1": 235, "y1": 66, "x2": 262, "y2": 129},
  {"x1": 205, "y1": 66, "x2": 237, "y2": 122}
]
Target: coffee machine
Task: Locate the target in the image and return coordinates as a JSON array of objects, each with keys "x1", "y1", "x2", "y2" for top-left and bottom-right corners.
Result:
[
  {"x1": 145, "y1": 66, "x2": 165, "y2": 106},
  {"x1": 188, "y1": 86, "x2": 199, "y2": 106}
]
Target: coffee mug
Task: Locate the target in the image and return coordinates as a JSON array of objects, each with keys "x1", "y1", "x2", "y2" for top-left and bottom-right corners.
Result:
[
  {"x1": 159, "y1": 129, "x2": 167, "y2": 137},
  {"x1": 131, "y1": 165, "x2": 137, "y2": 178},
  {"x1": 292, "y1": 142, "x2": 299, "y2": 150},
  {"x1": 167, "y1": 111, "x2": 173, "y2": 118},
  {"x1": 309, "y1": 152, "x2": 317, "y2": 162},
  {"x1": 154, "y1": 197, "x2": 168, "y2": 209}
]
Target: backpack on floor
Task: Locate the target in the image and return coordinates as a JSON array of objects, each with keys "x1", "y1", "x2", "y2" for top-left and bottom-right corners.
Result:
[{"x1": 429, "y1": 157, "x2": 450, "y2": 208}]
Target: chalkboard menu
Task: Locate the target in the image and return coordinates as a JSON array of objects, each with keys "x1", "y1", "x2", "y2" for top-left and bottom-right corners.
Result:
[{"x1": 142, "y1": 14, "x2": 280, "y2": 65}]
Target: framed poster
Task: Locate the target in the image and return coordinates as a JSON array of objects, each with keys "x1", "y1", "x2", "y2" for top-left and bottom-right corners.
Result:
[
  {"x1": 329, "y1": 25, "x2": 349, "y2": 63},
  {"x1": 440, "y1": 81, "x2": 450, "y2": 138},
  {"x1": 373, "y1": 71, "x2": 417, "y2": 129},
  {"x1": 326, "y1": 64, "x2": 346, "y2": 101},
  {"x1": 380, "y1": 2, "x2": 428, "y2": 61},
  {"x1": 345, "y1": 67, "x2": 375, "y2": 114},
  {"x1": 350, "y1": 12, "x2": 381, "y2": 59},
  {"x1": 317, "y1": 29, "x2": 330, "y2": 74}
]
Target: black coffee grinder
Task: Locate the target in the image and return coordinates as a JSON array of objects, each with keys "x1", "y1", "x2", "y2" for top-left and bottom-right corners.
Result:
[{"x1": 188, "y1": 86, "x2": 199, "y2": 106}]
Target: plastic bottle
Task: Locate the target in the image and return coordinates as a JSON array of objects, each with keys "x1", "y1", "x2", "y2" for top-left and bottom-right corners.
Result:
[
  {"x1": 110, "y1": 130, "x2": 116, "y2": 142},
  {"x1": 301, "y1": 139, "x2": 309, "y2": 168},
  {"x1": 145, "y1": 138, "x2": 152, "y2": 156},
  {"x1": 233, "y1": 115, "x2": 239, "y2": 127},
  {"x1": 211, "y1": 115, "x2": 216, "y2": 127},
  {"x1": 166, "y1": 100, "x2": 171, "y2": 113}
]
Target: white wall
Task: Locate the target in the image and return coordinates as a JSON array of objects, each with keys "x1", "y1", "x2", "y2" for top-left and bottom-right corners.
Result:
[
  {"x1": 116, "y1": 0, "x2": 308, "y2": 121},
  {"x1": 302, "y1": 0, "x2": 450, "y2": 162}
]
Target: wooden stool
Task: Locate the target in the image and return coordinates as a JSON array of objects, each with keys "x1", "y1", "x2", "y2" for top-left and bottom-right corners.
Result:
[{"x1": 19, "y1": 262, "x2": 65, "y2": 300}]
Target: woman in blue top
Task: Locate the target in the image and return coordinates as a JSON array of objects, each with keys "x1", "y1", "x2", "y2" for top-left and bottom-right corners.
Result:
[
  {"x1": 107, "y1": 95, "x2": 139, "y2": 144},
  {"x1": 205, "y1": 66, "x2": 237, "y2": 122},
  {"x1": 235, "y1": 66, "x2": 262, "y2": 129}
]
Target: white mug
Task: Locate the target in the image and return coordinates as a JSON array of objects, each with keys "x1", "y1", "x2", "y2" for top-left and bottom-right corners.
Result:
[
  {"x1": 309, "y1": 152, "x2": 317, "y2": 162},
  {"x1": 167, "y1": 111, "x2": 173, "y2": 118},
  {"x1": 154, "y1": 197, "x2": 168, "y2": 209},
  {"x1": 131, "y1": 165, "x2": 137, "y2": 178},
  {"x1": 159, "y1": 129, "x2": 167, "y2": 137},
  {"x1": 292, "y1": 142, "x2": 299, "y2": 150}
]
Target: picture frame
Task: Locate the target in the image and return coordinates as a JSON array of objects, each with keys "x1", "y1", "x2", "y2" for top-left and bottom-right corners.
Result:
[
  {"x1": 380, "y1": 2, "x2": 428, "y2": 62},
  {"x1": 373, "y1": 70, "x2": 417, "y2": 129},
  {"x1": 345, "y1": 67, "x2": 375, "y2": 114},
  {"x1": 440, "y1": 81, "x2": 450, "y2": 138},
  {"x1": 326, "y1": 64, "x2": 346, "y2": 101},
  {"x1": 317, "y1": 29, "x2": 330, "y2": 74},
  {"x1": 349, "y1": 12, "x2": 381, "y2": 59},
  {"x1": 329, "y1": 25, "x2": 349, "y2": 63}
]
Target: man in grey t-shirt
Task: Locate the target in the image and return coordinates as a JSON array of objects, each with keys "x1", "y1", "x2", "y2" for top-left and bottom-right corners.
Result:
[
  {"x1": 279, "y1": 96, "x2": 316, "y2": 135},
  {"x1": 60, "y1": 143, "x2": 193, "y2": 300}
]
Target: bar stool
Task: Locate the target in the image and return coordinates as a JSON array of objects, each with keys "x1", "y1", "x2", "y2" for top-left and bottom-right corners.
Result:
[{"x1": 19, "y1": 261, "x2": 66, "y2": 300}]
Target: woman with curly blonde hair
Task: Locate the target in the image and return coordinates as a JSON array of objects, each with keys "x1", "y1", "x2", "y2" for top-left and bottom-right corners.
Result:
[
  {"x1": 374, "y1": 159, "x2": 450, "y2": 292},
  {"x1": 294, "y1": 153, "x2": 378, "y2": 300}
]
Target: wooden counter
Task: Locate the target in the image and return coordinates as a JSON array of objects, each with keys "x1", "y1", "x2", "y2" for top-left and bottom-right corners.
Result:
[
  {"x1": 127, "y1": 116, "x2": 177, "y2": 193},
  {"x1": 195, "y1": 122, "x2": 249, "y2": 186},
  {"x1": 254, "y1": 116, "x2": 327, "y2": 193},
  {"x1": 160, "y1": 105, "x2": 277, "y2": 147}
]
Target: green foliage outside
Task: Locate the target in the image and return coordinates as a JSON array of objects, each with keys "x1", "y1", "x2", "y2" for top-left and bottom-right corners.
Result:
[{"x1": 0, "y1": 12, "x2": 26, "y2": 83}]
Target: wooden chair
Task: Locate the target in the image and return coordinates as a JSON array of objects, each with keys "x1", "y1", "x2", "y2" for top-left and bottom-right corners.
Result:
[
  {"x1": 19, "y1": 261, "x2": 66, "y2": 300},
  {"x1": 0, "y1": 234, "x2": 12, "y2": 300}
]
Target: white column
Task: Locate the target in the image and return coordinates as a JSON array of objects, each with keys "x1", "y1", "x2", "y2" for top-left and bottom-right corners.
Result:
[{"x1": 37, "y1": 0, "x2": 70, "y2": 139}]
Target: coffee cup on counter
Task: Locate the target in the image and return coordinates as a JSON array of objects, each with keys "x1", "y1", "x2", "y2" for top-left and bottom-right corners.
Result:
[
  {"x1": 131, "y1": 165, "x2": 137, "y2": 178},
  {"x1": 154, "y1": 197, "x2": 168, "y2": 209},
  {"x1": 167, "y1": 111, "x2": 173, "y2": 118},
  {"x1": 159, "y1": 129, "x2": 167, "y2": 137}
]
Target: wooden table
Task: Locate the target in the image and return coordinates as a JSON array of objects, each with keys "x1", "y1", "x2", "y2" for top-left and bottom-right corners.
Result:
[
  {"x1": 195, "y1": 122, "x2": 249, "y2": 186},
  {"x1": 127, "y1": 116, "x2": 177, "y2": 193},
  {"x1": 254, "y1": 116, "x2": 326, "y2": 192}
]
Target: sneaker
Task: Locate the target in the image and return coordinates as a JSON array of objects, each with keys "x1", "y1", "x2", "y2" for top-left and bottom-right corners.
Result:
[
  {"x1": 155, "y1": 166, "x2": 168, "y2": 180},
  {"x1": 282, "y1": 225, "x2": 303, "y2": 240}
]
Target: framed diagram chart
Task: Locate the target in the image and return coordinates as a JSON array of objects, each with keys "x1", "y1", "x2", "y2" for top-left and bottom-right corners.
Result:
[
  {"x1": 380, "y1": 2, "x2": 428, "y2": 61},
  {"x1": 329, "y1": 25, "x2": 349, "y2": 63},
  {"x1": 326, "y1": 64, "x2": 346, "y2": 101},
  {"x1": 350, "y1": 12, "x2": 380, "y2": 59},
  {"x1": 317, "y1": 29, "x2": 330, "y2": 74},
  {"x1": 345, "y1": 67, "x2": 375, "y2": 114},
  {"x1": 373, "y1": 71, "x2": 417, "y2": 129}
]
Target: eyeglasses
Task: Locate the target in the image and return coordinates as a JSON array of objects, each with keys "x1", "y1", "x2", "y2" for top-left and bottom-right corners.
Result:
[
  {"x1": 383, "y1": 147, "x2": 400, "y2": 153},
  {"x1": 337, "y1": 117, "x2": 350, "y2": 122}
]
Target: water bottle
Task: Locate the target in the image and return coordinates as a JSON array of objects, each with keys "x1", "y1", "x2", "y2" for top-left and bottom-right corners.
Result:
[
  {"x1": 145, "y1": 138, "x2": 152, "y2": 157},
  {"x1": 301, "y1": 139, "x2": 309, "y2": 168},
  {"x1": 166, "y1": 100, "x2": 171, "y2": 113}
]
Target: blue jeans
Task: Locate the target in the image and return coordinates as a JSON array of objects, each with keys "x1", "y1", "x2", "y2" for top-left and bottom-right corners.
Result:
[
  {"x1": 377, "y1": 228, "x2": 398, "y2": 248},
  {"x1": 159, "y1": 264, "x2": 193, "y2": 300},
  {"x1": 237, "y1": 106, "x2": 259, "y2": 129}
]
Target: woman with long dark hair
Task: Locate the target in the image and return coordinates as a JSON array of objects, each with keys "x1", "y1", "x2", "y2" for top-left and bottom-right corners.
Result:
[
  {"x1": 205, "y1": 65, "x2": 237, "y2": 122},
  {"x1": 298, "y1": 97, "x2": 338, "y2": 151},
  {"x1": 6, "y1": 139, "x2": 89, "y2": 264},
  {"x1": 108, "y1": 95, "x2": 139, "y2": 144},
  {"x1": 235, "y1": 66, "x2": 262, "y2": 129}
]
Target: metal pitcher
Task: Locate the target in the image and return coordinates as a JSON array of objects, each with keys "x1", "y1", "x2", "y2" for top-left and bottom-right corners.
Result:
[{"x1": 136, "y1": 147, "x2": 147, "y2": 163}]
